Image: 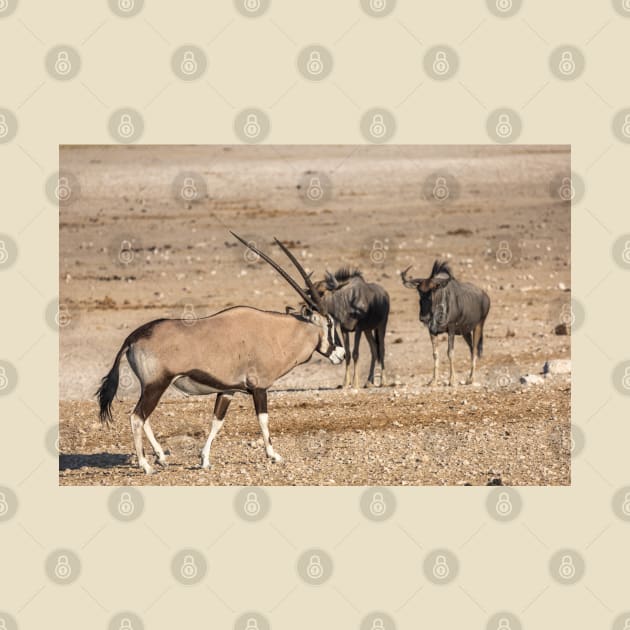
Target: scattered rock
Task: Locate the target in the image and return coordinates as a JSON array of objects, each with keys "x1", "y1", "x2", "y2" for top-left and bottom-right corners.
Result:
[
  {"x1": 506, "y1": 327, "x2": 516, "y2": 337},
  {"x1": 554, "y1": 322, "x2": 569, "y2": 335},
  {"x1": 486, "y1": 477, "x2": 503, "y2": 486},
  {"x1": 520, "y1": 374, "x2": 545, "y2": 385},
  {"x1": 543, "y1": 359, "x2": 571, "y2": 375}
]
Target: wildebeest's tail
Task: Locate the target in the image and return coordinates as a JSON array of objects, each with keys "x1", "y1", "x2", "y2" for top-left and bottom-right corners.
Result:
[
  {"x1": 96, "y1": 342, "x2": 129, "y2": 425},
  {"x1": 477, "y1": 330, "x2": 484, "y2": 359}
]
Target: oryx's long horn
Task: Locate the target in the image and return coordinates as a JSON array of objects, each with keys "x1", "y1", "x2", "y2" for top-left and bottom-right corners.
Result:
[
  {"x1": 273, "y1": 237, "x2": 327, "y2": 314},
  {"x1": 230, "y1": 232, "x2": 318, "y2": 310}
]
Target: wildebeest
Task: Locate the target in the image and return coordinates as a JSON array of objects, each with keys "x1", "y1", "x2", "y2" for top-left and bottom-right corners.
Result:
[
  {"x1": 311, "y1": 268, "x2": 390, "y2": 388},
  {"x1": 96, "y1": 234, "x2": 345, "y2": 474},
  {"x1": 401, "y1": 260, "x2": 490, "y2": 386}
]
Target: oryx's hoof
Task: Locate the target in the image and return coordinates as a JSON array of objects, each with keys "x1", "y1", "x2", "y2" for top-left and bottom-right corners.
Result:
[
  {"x1": 270, "y1": 452, "x2": 283, "y2": 463},
  {"x1": 156, "y1": 457, "x2": 168, "y2": 468},
  {"x1": 141, "y1": 464, "x2": 155, "y2": 475}
]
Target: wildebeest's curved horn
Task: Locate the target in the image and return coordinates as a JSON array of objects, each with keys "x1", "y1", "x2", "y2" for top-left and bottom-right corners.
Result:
[
  {"x1": 231, "y1": 232, "x2": 318, "y2": 311},
  {"x1": 401, "y1": 265, "x2": 421, "y2": 288},
  {"x1": 273, "y1": 237, "x2": 327, "y2": 315}
]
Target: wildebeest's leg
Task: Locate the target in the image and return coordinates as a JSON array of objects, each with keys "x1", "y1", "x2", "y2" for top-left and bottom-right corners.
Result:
[
  {"x1": 200, "y1": 392, "x2": 233, "y2": 469},
  {"x1": 364, "y1": 330, "x2": 378, "y2": 387},
  {"x1": 131, "y1": 380, "x2": 169, "y2": 474},
  {"x1": 342, "y1": 330, "x2": 352, "y2": 388},
  {"x1": 351, "y1": 330, "x2": 362, "y2": 389},
  {"x1": 447, "y1": 332, "x2": 456, "y2": 386},
  {"x1": 253, "y1": 388, "x2": 282, "y2": 462},
  {"x1": 377, "y1": 321, "x2": 387, "y2": 386},
  {"x1": 466, "y1": 324, "x2": 482, "y2": 384},
  {"x1": 428, "y1": 334, "x2": 439, "y2": 386}
]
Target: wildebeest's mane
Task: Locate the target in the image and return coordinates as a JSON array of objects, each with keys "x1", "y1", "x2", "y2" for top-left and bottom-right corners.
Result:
[
  {"x1": 332, "y1": 267, "x2": 363, "y2": 282},
  {"x1": 430, "y1": 260, "x2": 454, "y2": 279}
]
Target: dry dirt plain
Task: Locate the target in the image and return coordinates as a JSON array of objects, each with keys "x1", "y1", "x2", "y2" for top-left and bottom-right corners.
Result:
[{"x1": 59, "y1": 145, "x2": 571, "y2": 486}]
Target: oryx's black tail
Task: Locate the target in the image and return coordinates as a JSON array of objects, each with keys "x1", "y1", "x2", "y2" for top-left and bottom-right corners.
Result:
[{"x1": 96, "y1": 342, "x2": 128, "y2": 425}]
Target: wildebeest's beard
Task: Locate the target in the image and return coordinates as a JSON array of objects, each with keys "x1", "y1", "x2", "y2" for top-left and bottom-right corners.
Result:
[
  {"x1": 418, "y1": 290, "x2": 433, "y2": 325},
  {"x1": 428, "y1": 286, "x2": 450, "y2": 335}
]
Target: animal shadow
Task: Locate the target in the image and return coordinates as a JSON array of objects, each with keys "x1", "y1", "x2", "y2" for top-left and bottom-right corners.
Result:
[{"x1": 59, "y1": 452, "x2": 131, "y2": 470}]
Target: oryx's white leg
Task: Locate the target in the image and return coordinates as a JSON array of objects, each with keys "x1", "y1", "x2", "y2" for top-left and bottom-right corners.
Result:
[
  {"x1": 253, "y1": 389, "x2": 282, "y2": 463},
  {"x1": 143, "y1": 420, "x2": 167, "y2": 466},
  {"x1": 130, "y1": 413, "x2": 153, "y2": 475},
  {"x1": 200, "y1": 393, "x2": 232, "y2": 469},
  {"x1": 428, "y1": 334, "x2": 439, "y2": 386}
]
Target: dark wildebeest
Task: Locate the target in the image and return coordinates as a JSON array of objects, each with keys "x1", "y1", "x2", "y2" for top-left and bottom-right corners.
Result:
[
  {"x1": 401, "y1": 260, "x2": 490, "y2": 386},
  {"x1": 311, "y1": 268, "x2": 390, "y2": 389}
]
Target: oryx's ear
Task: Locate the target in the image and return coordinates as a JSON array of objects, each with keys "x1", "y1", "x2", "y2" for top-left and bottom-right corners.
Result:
[
  {"x1": 300, "y1": 304, "x2": 313, "y2": 318},
  {"x1": 428, "y1": 271, "x2": 451, "y2": 290},
  {"x1": 285, "y1": 306, "x2": 296, "y2": 314}
]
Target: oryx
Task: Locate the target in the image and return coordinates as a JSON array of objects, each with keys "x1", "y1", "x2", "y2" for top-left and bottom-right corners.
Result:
[
  {"x1": 401, "y1": 261, "x2": 490, "y2": 386},
  {"x1": 97, "y1": 233, "x2": 345, "y2": 474},
  {"x1": 311, "y1": 268, "x2": 389, "y2": 388}
]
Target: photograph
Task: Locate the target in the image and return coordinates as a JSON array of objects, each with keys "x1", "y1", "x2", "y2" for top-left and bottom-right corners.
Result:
[{"x1": 58, "y1": 144, "x2": 571, "y2": 486}]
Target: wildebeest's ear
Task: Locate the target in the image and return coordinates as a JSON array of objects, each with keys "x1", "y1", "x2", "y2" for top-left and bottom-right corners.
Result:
[
  {"x1": 429, "y1": 271, "x2": 451, "y2": 289},
  {"x1": 324, "y1": 270, "x2": 338, "y2": 291}
]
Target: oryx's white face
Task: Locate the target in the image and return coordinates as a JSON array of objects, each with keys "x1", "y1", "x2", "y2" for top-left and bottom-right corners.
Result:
[{"x1": 312, "y1": 312, "x2": 345, "y2": 364}]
